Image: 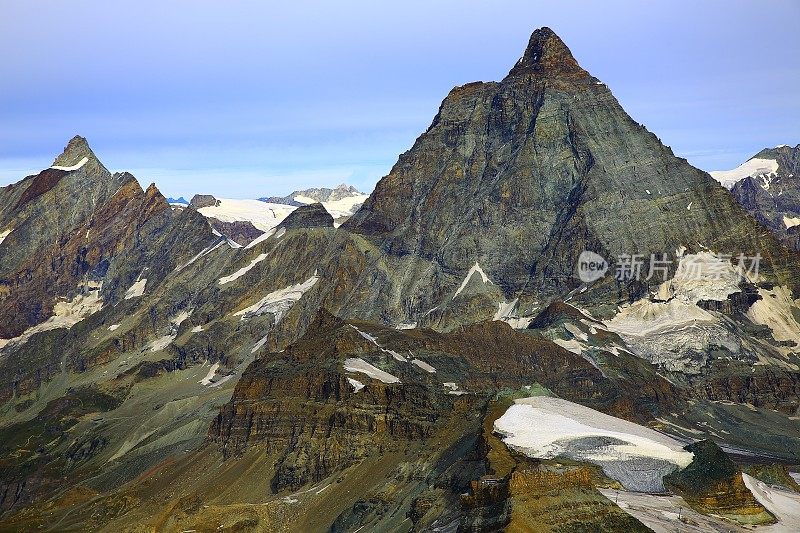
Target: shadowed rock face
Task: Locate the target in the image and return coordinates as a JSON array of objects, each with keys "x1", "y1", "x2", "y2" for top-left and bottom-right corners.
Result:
[{"x1": 276, "y1": 202, "x2": 334, "y2": 230}]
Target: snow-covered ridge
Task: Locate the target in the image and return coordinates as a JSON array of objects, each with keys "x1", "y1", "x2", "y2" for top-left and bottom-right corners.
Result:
[
  {"x1": 494, "y1": 396, "x2": 693, "y2": 492},
  {"x1": 709, "y1": 157, "x2": 779, "y2": 189},
  {"x1": 51, "y1": 156, "x2": 89, "y2": 172}
]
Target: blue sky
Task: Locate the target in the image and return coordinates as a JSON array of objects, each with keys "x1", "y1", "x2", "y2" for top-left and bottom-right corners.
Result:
[{"x1": 1, "y1": 0, "x2": 798, "y2": 198}]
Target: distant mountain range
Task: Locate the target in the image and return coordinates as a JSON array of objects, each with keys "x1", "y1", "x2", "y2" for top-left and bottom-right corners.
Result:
[
  {"x1": 179, "y1": 184, "x2": 367, "y2": 246},
  {"x1": 166, "y1": 196, "x2": 189, "y2": 205}
]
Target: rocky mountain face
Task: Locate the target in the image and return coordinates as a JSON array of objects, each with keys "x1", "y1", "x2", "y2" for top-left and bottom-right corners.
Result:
[
  {"x1": 260, "y1": 183, "x2": 365, "y2": 206},
  {"x1": 2, "y1": 28, "x2": 800, "y2": 532},
  {"x1": 716, "y1": 145, "x2": 800, "y2": 249},
  {"x1": 345, "y1": 28, "x2": 800, "y2": 325}
]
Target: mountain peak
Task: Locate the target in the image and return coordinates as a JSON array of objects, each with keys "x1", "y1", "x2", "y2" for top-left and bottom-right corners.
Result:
[
  {"x1": 506, "y1": 27, "x2": 588, "y2": 79},
  {"x1": 52, "y1": 135, "x2": 98, "y2": 168}
]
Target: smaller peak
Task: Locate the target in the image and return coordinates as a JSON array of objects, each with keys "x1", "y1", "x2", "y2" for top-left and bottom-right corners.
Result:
[
  {"x1": 190, "y1": 194, "x2": 220, "y2": 209},
  {"x1": 52, "y1": 135, "x2": 97, "y2": 168},
  {"x1": 277, "y1": 203, "x2": 334, "y2": 230},
  {"x1": 506, "y1": 27, "x2": 588, "y2": 80}
]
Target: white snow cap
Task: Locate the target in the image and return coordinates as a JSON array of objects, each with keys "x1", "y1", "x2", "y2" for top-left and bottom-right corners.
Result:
[{"x1": 709, "y1": 157, "x2": 779, "y2": 189}]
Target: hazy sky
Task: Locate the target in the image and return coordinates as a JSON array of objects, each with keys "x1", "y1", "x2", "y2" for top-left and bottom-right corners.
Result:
[{"x1": 1, "y1": 0, "x2": 798, "y2": 198}]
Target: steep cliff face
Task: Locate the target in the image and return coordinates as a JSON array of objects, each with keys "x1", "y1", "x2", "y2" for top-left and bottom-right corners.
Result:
[{"x1": 346, "y1": 28, "x2": 800, "y2": 319}]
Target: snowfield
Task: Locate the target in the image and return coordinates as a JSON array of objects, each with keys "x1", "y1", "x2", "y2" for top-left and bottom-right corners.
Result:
[
  {"x1": 411, "y1": 358, "x2": 436, "y2": 373},
  {"x1": 604, "y1": 251, "x2": 745, "y2": 373},
  {"x1": 494, "y1": 396, "x2": 693, "y2": 492},
  {"x1": 709, "y1": 157, "x2": 780, "y2": 189},
  {"x1": 347, "y1": 377, "x2": 365, "y2": 393},
  {"x1": 784, "y1": 215, "x2": 800, "y2": 229},
  {"x1": 197, "y1": 199, "x2": 295, "y2": 232},
  {"x1": 350, "y1": 325, "x2": 408, "y2": 362},
  {"x1": 343, "y1": 357, "x2": 400, "y2": 384},
  {"x1": 199, "y1": 362, "x2": 220, "y2": 385},
  {"x1": 1, "y1": 288, "x2": 103, "y2": 352}
]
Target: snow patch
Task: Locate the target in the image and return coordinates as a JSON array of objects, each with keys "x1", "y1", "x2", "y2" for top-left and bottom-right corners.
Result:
[
  {"x1": 411, "y1": 359, "x2": 436, "y2": 373},
  {"x1": 234, "y1": 274, "x2": 319, "y2": 323},
  {"x1": 219, "y1": 253, "x2": 269, "y2": 285},
  {"x1": 1, "y1": 287, "x2": 103, "y2": 352},
  {"x1": 350, "y1": 325, "x2": 407, "y2": 361},
  {"x1": 747, "y1": 285, "x2": 800, "y2": 343},
  {"x1": 250, "y1": 335, "x2": 269, "y2": 353},
  {"x1": 0, "y1": 228, "x2": 11, "y2": 245},
  {"x1": 124, "y1": 278, "x2": 147, "y2": 299},
  {"x1": 742, "y1": 472, "x2": 800, "y2": 530},
  {"x1": 343, "y1": 357, "x2": 400, "y2": 384},
  {"x1": 454, "y1": 262, "x2": 493, "y2": 298},
  {"x1": 178, "y1": 239, "x2": 226, "y2": 270},
  {"x1": 108, "y1": 324, "x2": 120, "y2": 331},
  {"x1": 51, "y1": 156, "x2": 89, "y2": 171},
  {"x1": 199, "y1": 362, "x2": 220, "y2": 385},
  {"x1": 347, "y1": 377, "x2": 365, "y2": 393},
  {"x1": 784, "y1": 215, "x2": 800, "y2": 229}
]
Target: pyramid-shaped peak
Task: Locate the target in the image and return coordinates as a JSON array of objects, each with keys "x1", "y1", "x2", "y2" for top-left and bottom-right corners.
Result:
[
  {"x1": 506, "y1": 27, "x2": 589, "y2": 79},
  {"x1": 52, "y1": 135, "x2": 98, "y2": 168}
]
